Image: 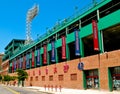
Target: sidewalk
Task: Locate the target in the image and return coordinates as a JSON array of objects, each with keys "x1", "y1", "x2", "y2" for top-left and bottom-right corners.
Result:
[{"x1": 25, "y1": 86, "x2": 120, "y2": 94}]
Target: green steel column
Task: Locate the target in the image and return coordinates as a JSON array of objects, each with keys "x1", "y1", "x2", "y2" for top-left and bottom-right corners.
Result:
[
  {"x1": 108, "y1": 68, "x2": 113, "y2": 92},
  {"x1": 98, "y1": 30, "x2": 104, "y2": 53},
  {"x1": 80, "y1": 38, "x2": 84, "y2": 57},
  {"x1": 55, "y1": 45, "x2": 58, "y2": 63},
  {"x1": 55, "y1": 34, "x2": 58, "y2": 63},
  {"x1": 47, "y1": 51, "x2": 50, "y2": 65},
  {"x1": 97, "y1": 8, "x2": 104, "y2": 53},
  {"x1": 66, "y1": 43, "x2": 70, "y2": 61},
  {"x1": 97, "y1": 10, "x2": 100, "y2": 21},
  {"x1": 79, "y1": 20, "x2": 83, "y2": 58},
  {"x1": 40, "y1": 48, "x2": 43, "y2": 66},
  {"x1": 83, "y1": 71, "x2": 87, "y2": 90},
  {"x1": 66, "y1": 27, "x2": 70, "y2": 61}
]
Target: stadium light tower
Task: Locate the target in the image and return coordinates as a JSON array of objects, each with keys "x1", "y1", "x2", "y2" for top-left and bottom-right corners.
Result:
[{"x1": 25, "y1": 4, "x2": 39, "y2": 45}]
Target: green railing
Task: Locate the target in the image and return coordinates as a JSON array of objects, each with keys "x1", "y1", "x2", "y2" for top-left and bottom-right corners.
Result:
[
  {"x1": 10, "y1": 0, "x2": 107, "y2": 59},
  {"x1": 36, "y1": 0, "x2": 105, "y2": 41}
]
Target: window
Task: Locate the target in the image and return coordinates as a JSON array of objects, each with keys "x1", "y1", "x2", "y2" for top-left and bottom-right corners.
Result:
[
  {"x1": 42, "y1": 76, "x2": 45, "y2": 81},
  {"x1": 85, "y1": 69, "x2": 99, "y2": 89},
  {"x1": 110, "y1": 66, "x2": 120, "y2": 91},
  {"x1": 49, "y1": 75, "x2": 53, "y2": 81},
  {"x1": 35, "y1": 76, "x2": 38, "y2": 81},
  {"x1": 58, "y1": 75, "x2": 64, "y2": 81},
  {"x1": 30, "y1": 77, "x2": 33, "y2": 81},
  {"x1": 71, "y1": 73, "x2": 77, "y2": 81}
]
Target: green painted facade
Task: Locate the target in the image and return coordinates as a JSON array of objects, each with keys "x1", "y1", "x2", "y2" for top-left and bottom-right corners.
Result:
[
  {"x1": 10, "y1": 0, "x2": 116, "y2": 61},
  {"x1": 8, "y1": 0, "x2": 120, "y2": 66},
  {"x1": 7, "y1": 3, "x2": 120, "y2": 83},
  {"x1": 6, "y1": 0, "x2": 120, "y2": 91}
]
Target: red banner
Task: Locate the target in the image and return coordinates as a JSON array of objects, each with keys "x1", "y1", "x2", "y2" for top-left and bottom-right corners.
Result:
[
  {"x1": 43, "y1": 45, "x2": 47, "y2": 64},
  {"x1": 54, "y1": 65, "x2": 57, "y2": 74},
  {"x1": 92, "y1": 20, "x2": 99, "y2": 51},
  {"x1": 32, "y1": 51, "x2": 35, "y2": 67},
  {"x1": 45, "y1": 67, "x2": 48, "y2": 75},
  {"x1": 39, "y1": 69, "x2": 41, "y2": 75},
  {"x1": 62, "y1": 36, "x2": 66, "y2": 59},
  {"x1": 23, "y1": 56, "x2": 26, "y2": 69},
  {"x1": 12, "y1": 61, "x2": 14, "y2": 73},
  {"x1": 17, "y1": 58, "x2": 20, "y2": 69},
  {"x1": 33, "y1": 70, "x2": 35, "y2": 76},
  {"x1": 16, "y1": 59, "x2": 18, "y2": 69}
]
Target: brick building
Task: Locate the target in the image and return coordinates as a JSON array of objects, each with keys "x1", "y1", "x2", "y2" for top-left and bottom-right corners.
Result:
[
  {"x1": 0, "y1": 60, "x2": 9, "y2": 75},
  {"x1": 2, "y1": 0, "x2": 120, "y2": 92},
  {"x1": 0, "y1": 53, "x2": 4, "y2": 74}
]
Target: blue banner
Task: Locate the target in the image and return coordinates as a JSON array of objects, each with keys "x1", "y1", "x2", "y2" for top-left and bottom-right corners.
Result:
[
  {"x1": 17, "y1": 59, "x2": 19, "y2": 69},
  {"x1": 51, "y1": 41, "x2": 56, "y2": 62},
  {"x1": 12, "y1": 61, "x2": 14, "y2": 72},
  {"x1": 19, "y1": 58, "x2": 22, "y2": 69},
  {"x1": 74, "y1": 30, "x2": 80, "y2": 56},
  {"x1": 26, "y1": 54, "x2": 30, "y2": 68},
  {"x1": 14, "y1": 59, "x2": 16, "y2": 71},
  {"x1": 36, "y1": 49, "x2": 40, "y2": 66}
]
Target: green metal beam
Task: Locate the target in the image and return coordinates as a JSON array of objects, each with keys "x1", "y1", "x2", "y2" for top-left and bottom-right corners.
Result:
[{"x1": 10, "y1": 0, "x2": 115, "y2": 61}]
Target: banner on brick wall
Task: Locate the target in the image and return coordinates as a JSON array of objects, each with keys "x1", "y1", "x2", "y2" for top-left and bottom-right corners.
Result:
[
  {"x1": 12, "y1": 61, "x2": 14, "y2": 73},
  {"x1": 16, "y1": 59, "x2": 18, "y2": 69},
  {"x1": 17, "y1": 58, "x2": 20, "y2": 69},
  {"x1": 32, "y1": 51, "x2": 35, "y2": 67},
  {"x1": 37, "y1": 49, "x2": 40, "y2": 66},
  {"x1": 22, "y1": 55, "x2": 26, "y2": 69},
  {"x1": 51, "y1": 41, "x2": 56, "y2": 62},
  {"x1": 19, "y1": 58, "x2": 23, "y2": 69},
  {"x1": 62, "y1": 36, "x2": 66, "y2": 59},
  {"x1": 74, "y1": 29, "x2": 80, "y2": 56},
  {"x1": 26, "y1": 54, "x2": 30, "y2": 68},
  {"x1": 14, "y1": 59, "x2": 16, "y2": 71},
  {"x1": 92, "y1": 20, "x2": 99, "y2": 51},
  {"x1": 43, "y1": 45, "x2": 47, "y2": 64}
]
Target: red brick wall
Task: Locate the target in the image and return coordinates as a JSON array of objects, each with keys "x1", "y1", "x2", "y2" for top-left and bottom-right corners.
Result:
[{"x1": 10, "y1": 50, "x2": 120, "y2": 90}]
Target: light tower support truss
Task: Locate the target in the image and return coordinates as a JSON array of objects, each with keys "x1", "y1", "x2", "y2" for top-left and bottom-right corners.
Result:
[{"x1": 25, "y1": 4, "x2": 39, "y2": 45}]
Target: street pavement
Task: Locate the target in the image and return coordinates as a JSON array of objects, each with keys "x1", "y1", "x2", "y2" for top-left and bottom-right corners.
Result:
[
  {"x1": 25, "y1": 86, "x2": 120, "y2": 94},
  {"x1": 0, "y1": 84, "x2": 51, "y2": 94},
  {"x1": 0, "y1": 85, "x2": 14, "y2": 94},
  {"x1": 0, "y1": 84, "x2": 120, "y2": 94}
]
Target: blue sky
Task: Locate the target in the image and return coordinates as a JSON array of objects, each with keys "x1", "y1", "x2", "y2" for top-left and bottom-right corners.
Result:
[{"x1": 0, "y1": 0, "x2": 95, "y2": 53}]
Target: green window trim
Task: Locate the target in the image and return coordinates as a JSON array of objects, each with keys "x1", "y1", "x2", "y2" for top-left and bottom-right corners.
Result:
[{"x1": 108, "y1": 68, "x2": 113, "y2": 92}]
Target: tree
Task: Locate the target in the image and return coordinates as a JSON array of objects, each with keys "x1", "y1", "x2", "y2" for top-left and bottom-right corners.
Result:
[
  {"x1": 16, "y1": 69, "x2": 28, "y2": 87},
  {"x1": 10, "y1": 76, "x2": 17, "y2": 81},
  {"x1": 3, "y1": 75, "x2": 11, "y2": 85}
]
